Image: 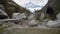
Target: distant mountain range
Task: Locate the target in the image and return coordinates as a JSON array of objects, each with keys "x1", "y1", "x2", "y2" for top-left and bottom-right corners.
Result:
[{"x1": 24, "y1": 2, "x2": 43, "y2": 8}]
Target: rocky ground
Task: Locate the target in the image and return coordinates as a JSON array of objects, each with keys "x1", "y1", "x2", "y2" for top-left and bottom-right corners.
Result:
[
  {"x1": 0, "y1": 18, "x2": 60, "y2": 34},
  {"x1": 0, "y1": 22, "x2": 60, "y2": 34},
  {"x1": 0, "y1": 12, "x2": 60, "y2": 34}
]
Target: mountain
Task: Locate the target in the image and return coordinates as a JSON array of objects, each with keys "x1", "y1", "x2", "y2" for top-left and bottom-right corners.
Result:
[
  {"x1": 41, "y1": 0, "x2": 60, "y2": 14},
  {"x1": 0, "y1": 0, "x2": 31, "y2": 18}
]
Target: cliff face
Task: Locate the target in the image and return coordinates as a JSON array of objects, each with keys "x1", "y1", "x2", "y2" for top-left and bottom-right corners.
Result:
[{"x1": 41, "y1": 0, "x2": 60, "y2": 13}]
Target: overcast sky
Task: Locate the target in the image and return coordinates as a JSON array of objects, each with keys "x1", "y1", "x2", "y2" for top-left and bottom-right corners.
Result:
[{"x1": 13, "y1": 0, "x2": 48, "y2": 13}]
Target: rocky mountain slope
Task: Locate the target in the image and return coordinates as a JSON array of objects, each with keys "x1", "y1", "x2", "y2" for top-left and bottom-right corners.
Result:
[
  {"x1": 41, "y1": 0, "x2": 60, "y2": 14},
  {"x1": 0, "y1": 0, "x2": 31, "y2": 18}
]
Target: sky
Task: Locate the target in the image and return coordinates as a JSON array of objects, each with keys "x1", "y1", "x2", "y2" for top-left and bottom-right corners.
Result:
[{"x1": 13, "y1": 0, "x2": 48, "y2": 13}]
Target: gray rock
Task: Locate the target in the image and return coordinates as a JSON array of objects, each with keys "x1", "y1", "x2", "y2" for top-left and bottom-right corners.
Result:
[
  {"x1": 28, "y1": 14, "x2": 35, "y2": 20},
  {"x1": 0, "y1": 9, "x2": 8, "y2": 16},
  {"x1": 0, "y1": 4, "x2": 4, "y2": 9},
  {"x1": 40, "y1": 13, "x2": 45, "y2": 20},
  {"x1": 46, "y1": 20, "x2": 60, "y2": 27},
  {"x1": 28, "y1": 20, "x2": 38, "y2": 26},
  {"x1": 34, "y1": 25, "x2": 50, "y2": 29},
  {"x1": 12, "y1": 13, "x2": 20, "y2": 19},
  {"x1": 0, "y1": 9, "x2": 8, "y2": 19},
  {"x1": 56, "y1": 13, "x2": 60, "y2": 20},
  {"x1": 12, "y1": 13, "x2": 26, "y2": 20}
]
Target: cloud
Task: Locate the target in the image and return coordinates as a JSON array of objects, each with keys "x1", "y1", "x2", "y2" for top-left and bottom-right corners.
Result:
[
  {"x1": 24, "y1": 2, "x2": 43, "y2": 8},
  {"x1": 13, "y1": 0, "x2": 48, "y2": 13}
]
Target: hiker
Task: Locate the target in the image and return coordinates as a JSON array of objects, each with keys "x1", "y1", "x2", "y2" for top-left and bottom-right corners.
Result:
[{"x1": 46, "y1": 6, "x2": 56, "y2": 20}]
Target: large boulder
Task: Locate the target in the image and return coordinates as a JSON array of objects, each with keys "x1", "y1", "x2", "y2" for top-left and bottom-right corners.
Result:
[
  {"x1": 0, "y1": 4, "x2": 4, "y2": 9},
  {"x1": 56, "y1": 13, "x2": 60, "y2": 20},
  {"x1": 46, "y1": 20, "x2": 60, "y2": 28},
  {"x1": 0, "y1": 9, "x2": 8, "y2": 19},
  {"x1": 0, "y1": 9, "x2": 8, "y2": 16},
  {"x1": 40, "y1": 13, "x2": 45, "y2": 20},
  {"x1": 28, "y1": 20, "x2": 38, "y2": 26},
  {"x1": 12, "y1": 13, "x2": 20, "y2": 19},
  {"x1": 12, "y1": 13, "x2": 26, "y2": 20},
  {"x1": 28, "y1": 14, "x2": 35, "y2": 20}
]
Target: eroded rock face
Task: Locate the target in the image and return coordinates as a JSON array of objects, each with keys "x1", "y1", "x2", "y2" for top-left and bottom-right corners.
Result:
[{"x1": 41, "y1": 0, "x2": 60, "y2": 13}]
